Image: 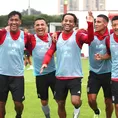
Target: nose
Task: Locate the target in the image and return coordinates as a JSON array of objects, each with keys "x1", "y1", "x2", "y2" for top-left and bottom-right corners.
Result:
[
  {"x1": 116, "y1": 24, "x2": 118, "y2": 29},
  {"x1": 66, "y1": 21, "x2": 70, "y2": 24},
  {"x1": 38, "y1": 25, "x2": 42, "y2": 28},
  {"x1": 12, "y1": 20, "x2": 17, "y2": 24}
]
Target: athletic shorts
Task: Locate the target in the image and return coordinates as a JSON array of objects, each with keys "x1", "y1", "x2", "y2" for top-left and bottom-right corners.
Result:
[
  {"x1": 24, "y1": 50, "x2": 30, "y2": 58},
  {"x1": 36, "y1": 71, "x2": 56, "y2": 100},
  {"x1": 111, "y1": 81, "x2": 118, "y2": 104},
  {"x1": 0, "y1": 74, "x2": 25, "y2": 102},
  {"x1": 54, "y1": 78, "x2": 82, "y2": 100},
  {"x1": 87, "y1": 71, "x2": 112, "y2": 98}
]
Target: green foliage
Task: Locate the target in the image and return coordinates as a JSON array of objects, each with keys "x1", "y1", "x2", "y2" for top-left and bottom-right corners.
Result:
[
  {"x1": 0, "y1": 14, "x2": 62, "y2": 28},
  {"x1": 22, "y1": 15, "x2": 36, "y2": 28},
  {"x1": 21, "y1": 8, "x2": 41, "y2": 15},
  {"x1": 0, "y1": 15, "x2": 7, "y2": 27}
]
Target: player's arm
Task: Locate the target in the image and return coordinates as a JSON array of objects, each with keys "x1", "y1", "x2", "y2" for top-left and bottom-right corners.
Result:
[
  {"x1": 76, "y1": 11, "x2": 94, "y2": 45},
  {"x1": 50, "y1": 31, "x2": 61, "y2": 43},
  {"x1": 94, "y1": 53, "x2": 111, "y2": 60},
  {"x1": 0, "y1": 28, "x2": 7, "y2": 44},
  {"x1": 95, "y1": 36, "x2": 111, "y2": 60}
]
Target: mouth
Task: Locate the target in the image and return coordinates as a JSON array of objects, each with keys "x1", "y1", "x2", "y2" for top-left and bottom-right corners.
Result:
[
  {"x1": 65, "y1": 25, "x2": 70, "y2": 28},
  {"x1": 115, "y1": 30, "x2": 118, "y2": 35},
  {"x1": 11, "y1": 25, "x2": 17, "y2": 29}
]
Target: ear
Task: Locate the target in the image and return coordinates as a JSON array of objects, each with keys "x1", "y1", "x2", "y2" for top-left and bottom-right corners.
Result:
[
  {"x1": 19, "y1": 20, "x2": 22, "y2": 25},
  {"x1": 61, "y1": 21, "x2": 63, "y2": 25},
  {"x1": 104, "y1": 22, "x2": 108, "y2": 27},
  {"x1": 7, "y1": 20, "x2": 10, "y2": 26}
]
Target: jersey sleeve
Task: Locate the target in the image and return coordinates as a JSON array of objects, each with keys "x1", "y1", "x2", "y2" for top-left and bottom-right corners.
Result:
[
  {"x1": 76, "y1": 22, "x2": 94, "y2": 48},
  {"x1": 0, "y1": 29, "x2": 7, "y2": 45}
]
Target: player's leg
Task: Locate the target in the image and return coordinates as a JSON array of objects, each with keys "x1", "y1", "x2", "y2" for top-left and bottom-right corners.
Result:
[
  {"x1": 111, "y1": 81, "x2": 118, "y2": 118},
  {"x1": 24, "y1": 50, "x2": 28, "y2": 67},
  {"x1": 54, "y1": 79, "x2": 68, "y2": 118},
  {"x1": 26, "y1": 51, "x2": 33, "y2": 70},
  {"x1": 69, "y1": 78, "x2": 82, "y2": 118},
  {"x1": 115, "y1": 104, "x2": 118, "y2": 118},
  {"x1": 10, "y1": 76, "x2": 25, "y2": 118},
  {"x1": 0, "y1": 75, "x2": 9, "y2": 118},
  {"x1": 48, "y1": 71, "x2": 56, "y2": 96},
  {"x1": 36, "y1": 75, "x2": 50, "y2": 118},
  {"x1": 87, "y1": 71, "x2": 101, "y2": 117},
  {"x1": 102, "y1": 72, "x2": 113, "y2": 118}
]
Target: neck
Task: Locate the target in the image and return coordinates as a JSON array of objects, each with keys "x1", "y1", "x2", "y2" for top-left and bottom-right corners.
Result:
[
  {"x1": 10, "y1": 30, "x2": 19, "y2": 34},
  {"x1": 115, "y1": 33, "x2": 118, "y2": 37},
  {"x1": 37, "y1": 33, "x2": 46, "y2": 37},
  {"x1": 98, "y1": 28, "x2": 107, "y2": 35},
  {"x1": 63, "y1": 30, "x2": 73, "y2": 34}
]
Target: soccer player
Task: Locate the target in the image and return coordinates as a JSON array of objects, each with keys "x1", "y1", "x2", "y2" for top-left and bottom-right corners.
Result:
[
  {"x1": 23, "y1": 28, "x2": 33, "y2": 70},
  {"x1": 0, "y1": 11, "x2": 29, "y2": 118},
  {"x1": 40, "y1": 12, "x2": 93, "y2": 118},
  {"x1": 27, "y1": 18, "x2": 56, "y2": 118},
  {"x1": 87, "y1": 14, "x2": 113, "y2": 118},
  {"x1": 108, "y1": 16, "x2": 118, "y2": 118}
]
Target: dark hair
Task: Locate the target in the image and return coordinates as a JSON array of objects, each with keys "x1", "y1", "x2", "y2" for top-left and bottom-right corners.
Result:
[
  {"x1": 34, "y1": 17, "x2": 47, "y2": 25},
  {"x1": 62, "y1": 13, "x2": 78, "y2": 25},
  {"x1": 97, "y1": 14, "x2": 109, "y2": 23},
  {"x1": 111, "y1": 16, "x2": 118, "y2": 22},
  {"x1": 8, "y1": 11, "x2": 22, "y2": 20}
]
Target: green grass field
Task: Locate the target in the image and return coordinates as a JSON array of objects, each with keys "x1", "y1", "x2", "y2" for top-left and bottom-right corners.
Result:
[{"x1": 5, "y1": 59, "x2": 115, "y2": 118}]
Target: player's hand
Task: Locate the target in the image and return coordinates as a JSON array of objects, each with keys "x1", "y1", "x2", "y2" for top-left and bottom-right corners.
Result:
[
  {"x1": 5, "y1": 26, "x2": 10, "y2": 31},
  {"x1": 94, "y1": 53, "x2": 102, "y2": 60},
  {"x1": 51, "y1": 32, "x2": 57, "y2": 43},
  {"x1": 86, "y1": 11, "x2": 94, "y2": 22},
  {"x1": 40, "y1": 64, "x2": 48, "y2": 73}
]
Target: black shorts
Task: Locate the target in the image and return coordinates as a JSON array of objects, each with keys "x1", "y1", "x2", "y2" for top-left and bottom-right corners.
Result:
[
  {"x1": 54, "y1": 78, "x2": 82, "y2": 100},
  {"x1": 111, "y1": 81, "x2": 118, "y2": 104},
  {"x1": 36, "y1": 71, "x2": 56, "y2": 100},
  {"x1": 87, "y1": 71, "x2": 112, "y2": 98},
  {"x1": 24, "y1": 50, "x2": 30, "y2": 58},
  {"x1": 0, "y1": 75, "x2": 25, "y2": 102}
]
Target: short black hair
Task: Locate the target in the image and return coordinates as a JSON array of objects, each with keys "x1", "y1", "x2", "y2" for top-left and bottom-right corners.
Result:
[
  {"x1": 111, "y1": 16, "x2": 118, "y2": 22},
  {"x1": 97, "y1": 14, "x2": 109, "y2": 23},
  {"x1": 62, "y1": 13, "x2": 78, "y2": 25},
  {"x1": 8, "y1": 11, "x2": 22, "y2": 20},
  {"x1": 34, "y1": 17, "x2": 47, "y2": 25}
]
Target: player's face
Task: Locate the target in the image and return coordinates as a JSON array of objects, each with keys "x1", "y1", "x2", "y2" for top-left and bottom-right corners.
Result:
[
  {"x1": 62, "y1": 15, "x2": 75, "y2": 33},
  {"x1": 24, "y1": 28, "x2": 29, "y2": 33},
  {"x1": 95, "y1": 17, "x2": 107, "y2": 32},
  {"x1": 112, "y1": 20, "x2": 118, "y2": 36},
  {"x1": 34, "y1": 20, "x2": 47, "y2": 36},
  {"x1": 8, "y1": 15, "x2": 21, "y2": 32}
]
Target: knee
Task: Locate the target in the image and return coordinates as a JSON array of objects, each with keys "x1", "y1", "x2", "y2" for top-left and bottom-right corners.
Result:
[
  {"x1": 57, "y1": 101, "x2": 65, "y2": 110},
  {"x1": 105, "y1": 98, "x2": 113, "y2": 108},
  {"x1": 88, "y1": 96, "x2": 96, "y2": 105},
  {"x1": 71, "y1": 98, "x2": 82, "y2": 107},
  {"x1": 0, "y1": 102, "x2": 6, "y2": 115},
  {"x1": 14, "y1": 102, "x2": 23, "y2": 112},
  {"x1": 115, "y1": 104, "x2": 118, "y2": 110},
  {"x1": 41, "y1": 100, "x2": 48, "y2": 106}
]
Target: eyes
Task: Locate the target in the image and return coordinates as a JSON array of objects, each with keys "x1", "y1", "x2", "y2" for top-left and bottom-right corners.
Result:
[
  {"x1": 64, "y1": 19, "x2": 74, "y2": 23},
  {"x1": 36, "y1": 24, "x2": 44, "y2": 26},
  {"x1": 95, "y1": 21, "x2": 102, "y2": 24},
  {"x1": 9, "y1": 19, "x2": 19, "y2": 22},
  {"x1": 112, "y1": 24, "x2": 118, "y2": 27}
]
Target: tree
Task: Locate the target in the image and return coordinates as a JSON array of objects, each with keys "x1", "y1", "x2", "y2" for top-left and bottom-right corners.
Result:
[
  {"x1": 21, "y1": 8, "x2": 41, "y2": 15},
  {"x1": 0, "y1": 9, "x2": 62, "y2": 28}
]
